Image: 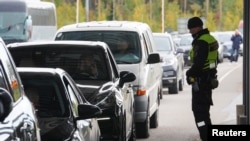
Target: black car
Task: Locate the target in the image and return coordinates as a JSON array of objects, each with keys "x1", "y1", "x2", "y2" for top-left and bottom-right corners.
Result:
[
  {"x1": 7, "y1": 40, "x2": 136, "y2": 141},
  {"x1": 153, "y1": 32, "x2": 185, "y2": 94},
  {"x1": 0, "y1": 38, "x2": 40, "y2": 141},
  {"x1": 17, "y1": 67, "x2": 102, "y2": 141}
]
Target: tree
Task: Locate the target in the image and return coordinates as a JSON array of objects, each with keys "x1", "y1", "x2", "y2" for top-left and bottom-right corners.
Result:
[{"x1": 45, "y1": 0, "x2": 243, "y2": 32}]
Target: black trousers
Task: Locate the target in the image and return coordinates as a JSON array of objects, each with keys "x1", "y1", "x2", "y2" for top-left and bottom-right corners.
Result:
[{"x1": 192, "y1": 85, "x2": 213, "y2": 141}]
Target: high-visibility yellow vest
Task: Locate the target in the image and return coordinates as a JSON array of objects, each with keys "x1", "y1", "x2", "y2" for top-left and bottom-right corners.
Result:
[{"x1": 189, "y1": 34, "x2": 218, "y2": 71}]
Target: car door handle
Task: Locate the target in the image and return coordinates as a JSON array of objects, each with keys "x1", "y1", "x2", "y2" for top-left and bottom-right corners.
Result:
[{"x1": 20, "y1": 119, "x2": 35, "y2": 141}]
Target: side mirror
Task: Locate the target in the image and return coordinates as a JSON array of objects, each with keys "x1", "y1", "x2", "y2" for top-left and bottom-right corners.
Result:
[
  {"x1": 0, "y1": 88, "x2": 13, "y2": 121},
  {"x1": 148, "y1": 53, "x2": 160, "y2": 64},
  {"x1": 77, "y1": 104, "x2": 102, "y2": 120},
  {"x1": 119, "y1": 71, "x2": 136, "y2": 87}
]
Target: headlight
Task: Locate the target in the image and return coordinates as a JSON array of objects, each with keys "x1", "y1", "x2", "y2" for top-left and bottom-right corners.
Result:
[{"x1": 162, "y1": 57, "x2": 175, "y2": 65}]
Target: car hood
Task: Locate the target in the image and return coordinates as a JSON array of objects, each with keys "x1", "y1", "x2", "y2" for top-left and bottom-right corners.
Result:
[
  {"x1": 158, "y1": 51, "x2": 174, "y2": 59},
  {"x1": 178, "y1": 45, "x2": 191, "y2": 51},
  {"x1": 39, "y1": 117, "x2": 74, "y2": 140}
]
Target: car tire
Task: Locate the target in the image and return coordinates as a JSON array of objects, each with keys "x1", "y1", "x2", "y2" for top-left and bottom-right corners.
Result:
[
  {"x1": 168, "y1": 79, "x2": 179, "y2": 94},
  {"x1": 136, "y1": 105, "x2": 150, "y2": 138},
  {"x1": 179, "y1": 79, "x2": 183, "y2": 91},
  {"x1": 159, "y1": 82, "x2": 163, "y2": 100}
]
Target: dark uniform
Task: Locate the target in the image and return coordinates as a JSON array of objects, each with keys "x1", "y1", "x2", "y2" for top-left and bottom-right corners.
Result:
[{"x1": 186, "y1": 17, "x2": 219, "y2": 141}]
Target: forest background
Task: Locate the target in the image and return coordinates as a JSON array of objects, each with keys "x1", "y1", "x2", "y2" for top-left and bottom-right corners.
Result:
[{"x1": 43, "y1": 0, "x2": 243, "y2": 33}]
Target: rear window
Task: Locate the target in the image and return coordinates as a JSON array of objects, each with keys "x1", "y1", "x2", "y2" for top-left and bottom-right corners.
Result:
[
  {"x1": 55, "y1": 31, "x2": 142, "y2": 64},
  {"x1": 10, "y1": 46, "x2": 110, "y2": 81},
  {"x1": 21, "y1": 78, "x2": 68, "y2": 117},
  {"x1": 153, "y1": 36, "x2": 172, "y2": 51}
]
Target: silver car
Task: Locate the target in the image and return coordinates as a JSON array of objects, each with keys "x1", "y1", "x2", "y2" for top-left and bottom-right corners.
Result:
[{"x1": 153, "y1": 32, "x2": 185, "y2": 94}]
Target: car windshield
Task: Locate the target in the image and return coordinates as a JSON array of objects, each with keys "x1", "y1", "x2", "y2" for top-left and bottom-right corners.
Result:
[
  {"x1": 153, "y1": 36, "x2": 172, "y2": 51},
  {"x1": 55, "y1": 31, "x2": 141, "y2": 64}
]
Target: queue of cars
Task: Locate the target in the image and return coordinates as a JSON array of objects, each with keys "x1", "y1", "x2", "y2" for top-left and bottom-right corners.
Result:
[
  {"x1": 2, "y1": 19, "x2": 235, "y2": 140},
  {"x1": 54, "y1": 21, "x2": 162, "y2": 138},
  {"x1": 1, "y1": 20, "x2": 164, "y2": 140},
  {"x1": 7, "y1": 41, "x2": 136, "y2": 141}
]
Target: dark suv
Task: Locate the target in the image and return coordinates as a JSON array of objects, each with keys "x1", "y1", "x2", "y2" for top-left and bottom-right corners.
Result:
[{"x1": 0, "y1": 38, "x2": 40, "y2": 141}]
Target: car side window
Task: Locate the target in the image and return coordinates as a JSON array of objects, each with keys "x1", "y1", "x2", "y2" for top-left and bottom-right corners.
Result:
[
  {"x1": 142, "y1": 35, "x2": 149, "y2": 58},
  {"x1": 144, "y1": 31, "x2": 153, "y2": 53}
]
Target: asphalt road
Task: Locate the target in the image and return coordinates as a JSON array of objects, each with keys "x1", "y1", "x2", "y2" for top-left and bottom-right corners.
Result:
[{"x1": 137, "y1": 57, "x2": 243, "y2": 141}]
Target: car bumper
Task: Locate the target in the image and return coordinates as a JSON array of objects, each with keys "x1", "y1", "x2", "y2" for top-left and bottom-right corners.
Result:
[
  {"x1": 162, "y1": 76, "x2": 177, "y2": 87},
  {"x1": 161, "y1": 66, "x2": 177, "y2": 87}
]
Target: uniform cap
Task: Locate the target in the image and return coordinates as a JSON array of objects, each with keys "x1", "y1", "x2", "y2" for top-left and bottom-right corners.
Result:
[{"x1": 187, "y1": 17, "x2": 203, "y2": 29}]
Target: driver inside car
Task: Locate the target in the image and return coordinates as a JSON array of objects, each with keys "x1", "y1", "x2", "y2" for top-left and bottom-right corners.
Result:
[{"x1": 77, "y1": 54, "x2": 98, "y2": 79}]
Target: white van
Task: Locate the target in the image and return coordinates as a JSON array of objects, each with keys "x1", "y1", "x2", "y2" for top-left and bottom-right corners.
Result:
[{"x1": 54, "y1": 21, "x2": 163, "y2": 138}]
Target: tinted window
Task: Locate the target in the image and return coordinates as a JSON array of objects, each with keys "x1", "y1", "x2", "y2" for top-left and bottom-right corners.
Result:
[
  {"x1": 21, "y1": 79, "x2": 68, "y2": 117},
  {"x1": 10, "y1": 46, "x2": 109, "y2": 81}
]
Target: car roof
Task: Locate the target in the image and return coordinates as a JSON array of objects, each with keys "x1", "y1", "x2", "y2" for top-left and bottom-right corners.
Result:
[
  {"x1": 17, "y1": 67, "x2": 65, "y2": 75},
  {"x1": 7, "y1": 40, "x2": 108, "y2": 49},
  {"x1": 152, "y1": 32, "x2": 172, "y2": 37},
  {"x1": 56, "y1": 20, "x2": 152, "y2": 33}
]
